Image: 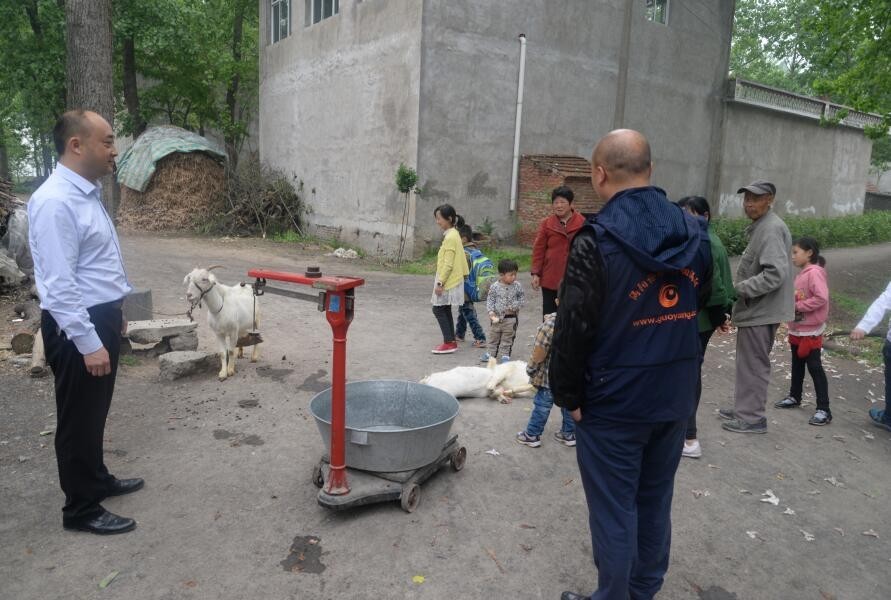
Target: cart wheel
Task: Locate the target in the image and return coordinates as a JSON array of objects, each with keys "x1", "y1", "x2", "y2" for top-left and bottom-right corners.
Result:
[
  {"x1": 400, "y1": 483, "x2": 421, "y2": 513},
  {"x1": 311, "y1": 462, "x2": 324, "y2": 488},
  {"x1": 450, "y1": 446, "x2": 467, "y2": 472}
]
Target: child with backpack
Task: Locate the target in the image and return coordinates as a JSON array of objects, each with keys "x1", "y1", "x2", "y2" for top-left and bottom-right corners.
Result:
[
  {"x1": 455, "y1": 225, "x2": 487, "y2": 348},
  {"x1": 774, "y1": 237, "x2": 832, "y2": 425},
  {"x1": 481, "y1": 259, "x2": 526, "y2": 363}
]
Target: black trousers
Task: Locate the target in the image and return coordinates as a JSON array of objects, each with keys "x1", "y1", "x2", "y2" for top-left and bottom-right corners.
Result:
[
  {"x1": 42, "y1": 302, "x2": 122, "y2": 522},
  {"x1": 541, "y1": 287, "x2": 558, "y2": 317},
  {"x1": 685, "y1": 330, "x2": 714, "y2": 440},
  {"x1": 789, "y1": 344, "x2": 830, "y2": 412},
  {"x1": 432, "y1": 304, "x2": 455, "y2": 343}
]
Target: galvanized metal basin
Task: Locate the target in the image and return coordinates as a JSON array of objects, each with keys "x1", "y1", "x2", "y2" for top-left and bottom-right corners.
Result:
[{"x1": 309, "y1": 380, "x2": 460, "y2": 472}]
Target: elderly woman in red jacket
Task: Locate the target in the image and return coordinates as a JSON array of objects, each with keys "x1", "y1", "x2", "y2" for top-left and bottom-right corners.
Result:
[{"x1": 530, "y1": 186, "x2": 586, "y2": 316}]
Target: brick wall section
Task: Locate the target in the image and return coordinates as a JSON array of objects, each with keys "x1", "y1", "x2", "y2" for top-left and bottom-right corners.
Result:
[{"x1": 517, "y1": 155, "x2": 605, "y2": 246}]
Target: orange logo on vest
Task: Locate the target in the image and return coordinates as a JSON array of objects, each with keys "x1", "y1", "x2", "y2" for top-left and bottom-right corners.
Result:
[{"x1": 658, "y1": 284, "x2": 679, "y2": 308}]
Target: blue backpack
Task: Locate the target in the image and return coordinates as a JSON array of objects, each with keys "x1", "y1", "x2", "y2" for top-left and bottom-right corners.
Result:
[{"x1": 464, "y1": 248, "x2": 498, "y2": 302}]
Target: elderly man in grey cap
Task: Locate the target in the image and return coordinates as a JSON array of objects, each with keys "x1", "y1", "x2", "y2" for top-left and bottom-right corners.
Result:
[{"x1": 720, "y1": 180, "x2": 794, "y2": 433}]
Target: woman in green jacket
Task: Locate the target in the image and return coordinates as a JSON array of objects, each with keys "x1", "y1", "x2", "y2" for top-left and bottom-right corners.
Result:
[
  {"x1": 431, "y1": 204, "x2": 470, "y2": 354},
  {"x1": 677, "y1": 196, "x2": 736, "y2": 458}
]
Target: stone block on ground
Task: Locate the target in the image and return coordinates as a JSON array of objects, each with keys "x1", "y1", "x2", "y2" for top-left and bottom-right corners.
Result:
[
  {"x1": 133, "y1": 338, "x2": 170, "y2": 358},
  {"x1": 167, "y1": 330, "x2": 199, "y2": 351},
  {"x1": 123, "y1": 288, "x2": 153, "y2": 321},
  {"x1": 159, "y1": 351, "x2": 220, "y2": 380},
  {"x1": 127, "y1": 319, "x2": 196, "y2": 344},
  {"x1": 0, "y1": 251, "x2": 26, "y2": 288}
]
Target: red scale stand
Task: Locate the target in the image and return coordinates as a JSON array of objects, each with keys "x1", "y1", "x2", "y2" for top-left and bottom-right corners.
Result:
[
  {"x1": 248, "y1": 267, "x2": 363, "y2": 496},
  {"x1": 248, "y1": 266, "x2": 466, "y2": 513}
]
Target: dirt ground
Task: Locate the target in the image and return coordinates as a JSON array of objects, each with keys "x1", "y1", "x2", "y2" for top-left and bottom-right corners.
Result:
[{"x1": 1, "y1": 235, "x2": 890, "y2": 600}]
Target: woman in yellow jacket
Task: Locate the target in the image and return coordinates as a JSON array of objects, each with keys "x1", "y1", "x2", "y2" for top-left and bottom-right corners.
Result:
[{"x1": 431, "y1": 204, "x2": 470, "y2": 354}]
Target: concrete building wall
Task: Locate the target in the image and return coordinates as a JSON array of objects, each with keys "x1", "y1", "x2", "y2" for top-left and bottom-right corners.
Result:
[
  {"x1": 415, "y1": 0, "x2": 734, "y2": 245},
  {"x1": 717, "y1": 102, "x2": 873, "y2": 217},
  {"x1": 622, "y1": 1, "x2": 735, "y2": 201},
  {"x1": 415, "y1": 0, "x2": 623, "y2": 246},
  {"x1": 259, "y1": 0, "x2": 423, "y2": 256}
]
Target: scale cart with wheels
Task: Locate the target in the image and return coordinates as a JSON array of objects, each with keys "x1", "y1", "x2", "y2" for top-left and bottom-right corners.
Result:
[{"x1": 248, "y1": 267, "x2": 466, "y2": 513}]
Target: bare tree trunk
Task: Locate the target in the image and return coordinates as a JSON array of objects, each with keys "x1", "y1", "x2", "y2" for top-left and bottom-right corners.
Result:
[
  {"x1": 65, "y1": 0, "x2": 115, "y2": 215},
  {"x1": 40, "y1": 132, "x2": 54, "y2": 176},
  {"x1": 0, "y1": 123, "x2": 9, "y2": 180},
  {"x1": 122, "y1": 35, "x2": 146, "y2": 137},
  {"x1": 31, "y1": 129, "x2": 42, "y2": 179},
  {"x1": 224, "y1": 1, "x2": 247, "y2": 171}
]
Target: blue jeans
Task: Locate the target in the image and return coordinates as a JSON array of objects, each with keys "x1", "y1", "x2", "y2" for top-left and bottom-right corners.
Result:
[
  {"x1": 455, "y1": 301, "x2": 485, "y2": 342},
  {"x1": 575, "y1": 415, "x2": 686, "y2": 600},
  {"x1": 525, "y1": 387, "x2": 574, "y2": 437}
]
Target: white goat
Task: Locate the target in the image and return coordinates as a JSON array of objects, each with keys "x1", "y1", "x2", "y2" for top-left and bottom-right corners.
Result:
[
  {"x1": 421, "y1": 359, "x2": 534, "y2": 403},
  {"x1": 421, "y1": 366, "x2": 492, "y2": 399},
  {"x1": 183, "y1": 266, "x2": 260, "y2": 379},
  {"x1": 485, "y1": 358, "x2": 535, "y2": 403}
]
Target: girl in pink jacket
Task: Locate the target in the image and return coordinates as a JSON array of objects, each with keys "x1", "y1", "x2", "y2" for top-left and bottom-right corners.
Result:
[{"x1": 775, "y1": 237, "x2": 831, "y2": 425}]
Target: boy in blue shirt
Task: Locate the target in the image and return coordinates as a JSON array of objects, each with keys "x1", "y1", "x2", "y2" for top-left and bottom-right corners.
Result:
[{"x1": 455, "y1": 224, "x2": 486, "y2": 347}]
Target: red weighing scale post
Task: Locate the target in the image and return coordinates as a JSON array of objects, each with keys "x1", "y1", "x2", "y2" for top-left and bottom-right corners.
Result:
[{"x1": 247, "y1": 267, "x2": 364, "y2": 496}]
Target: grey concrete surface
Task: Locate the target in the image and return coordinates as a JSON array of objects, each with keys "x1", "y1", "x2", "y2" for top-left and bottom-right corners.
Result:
[
  {"x1": 127, "y1": 320, "x2": 197, "y2": 345},
  {"x1": 259, "y1": 0, "x2": 734, "y2": 255},
  {"x1": 1, "y1": 234, "x2": 890, "y2": 600},
  {"x1": 717, "y1": 102, "x2": 873, "y2": 218},
  {"x1": 167, "y1": 331, "x2": 199, "y2": 352},
  {"x1": 259, "y1": 0, "x2": 423, "y2": 257},
  {"x1": 158, "y1": 350, "x2": 221, "y2": 380}
]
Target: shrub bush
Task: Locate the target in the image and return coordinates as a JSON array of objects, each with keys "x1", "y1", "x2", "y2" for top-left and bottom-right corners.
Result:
[
  {"x1": 202, "y1": 155, "x2": 304, "y2": 237},
  {"x1": 711, "y1": 211, "x2": 891, "y2": 256}
]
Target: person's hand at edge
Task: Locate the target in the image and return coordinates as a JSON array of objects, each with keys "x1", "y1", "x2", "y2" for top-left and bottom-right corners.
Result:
[{"x1": 84, "y1": 347, "x2": 111, "y2": 377}]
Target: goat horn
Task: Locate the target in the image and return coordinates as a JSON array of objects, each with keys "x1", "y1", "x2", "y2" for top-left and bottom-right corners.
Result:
[{"x1": 206, "y1": 265, "x2": 225, "y2": 271}]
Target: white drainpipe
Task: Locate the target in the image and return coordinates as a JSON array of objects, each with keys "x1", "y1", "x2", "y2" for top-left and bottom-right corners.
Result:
[{"x1": 509, "y1": 33, "x2": 527, "y2": 212}]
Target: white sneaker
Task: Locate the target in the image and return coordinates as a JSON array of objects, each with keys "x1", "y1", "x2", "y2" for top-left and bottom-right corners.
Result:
[{"x1": 682, "y1": 439, "x2": 702, "y2": 459}]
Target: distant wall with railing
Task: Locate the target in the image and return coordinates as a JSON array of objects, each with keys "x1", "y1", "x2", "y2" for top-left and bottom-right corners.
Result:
[
  {"x1": 718, "y1": 81, "x2": 874, "y2": 218},
  {"x1": 728, "y1": 79, "x2": 885, "y2": 132}
]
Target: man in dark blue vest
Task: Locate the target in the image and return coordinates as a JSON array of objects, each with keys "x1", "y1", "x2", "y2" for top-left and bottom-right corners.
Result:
[{"x1": 552, "y1": 130, "x2": 712, "y2": 600}]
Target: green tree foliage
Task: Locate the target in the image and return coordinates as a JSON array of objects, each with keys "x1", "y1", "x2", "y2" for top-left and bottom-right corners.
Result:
[
  {"x1": 804, "y1": 1, "x2": 891, "y2": 123},
  {"x1": 732, "y1": 0, "x2": 890, "y2": 157},
  {"x1": 0, "y1": 0, "x2": 259, "y2": 180},
  {"x1": 730, "y1": 0, "x2": 820, "y2": 94},
  {"x1": 114, "y1": 0, "x2": 258, "y2": 165},
  {"x1": 0, "y1": 0, "x2": 66, "y2": 179},
  {"x1": 871, "y1": 135, "x2": 891, "y2": 171}
]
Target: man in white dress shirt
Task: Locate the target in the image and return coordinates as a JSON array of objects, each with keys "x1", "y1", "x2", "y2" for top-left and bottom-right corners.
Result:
[{"x1": 29, "y1": 110, "x2": 143, "y2": 535}]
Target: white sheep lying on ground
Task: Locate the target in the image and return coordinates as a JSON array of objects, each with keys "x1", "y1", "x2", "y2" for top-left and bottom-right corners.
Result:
[
  {"x1": 183, "y1": 266, "x2": 260, "y2": 380},
  {"x1": 421, "y1": 366, "x2": 492, "y2": 398},
  {"x1": 421, "y1": 359, "x2": 534, "y2": 403},
  {"x1": 485, "y1": 358, "x2": 534, "y2": 403}
]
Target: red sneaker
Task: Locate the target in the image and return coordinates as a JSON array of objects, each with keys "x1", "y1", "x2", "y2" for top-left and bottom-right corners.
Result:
[{"x1": 431, "y1": 342, "x2": 458, "y2": 354}]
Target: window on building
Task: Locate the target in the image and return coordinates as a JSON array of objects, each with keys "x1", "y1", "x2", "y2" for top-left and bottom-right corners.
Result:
[
  {"x1": 307, "y1": 0, "x2": 339, "y2": 26},
  {"x1": 646, "y1": 0, "x2": 669, "y2": 24},
  {"x1": 271, "y1": 0, "x2": 290, "y2": 43}
]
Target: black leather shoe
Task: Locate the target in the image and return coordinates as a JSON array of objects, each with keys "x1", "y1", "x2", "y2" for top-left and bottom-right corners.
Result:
[
  {"x1": 105, "y1": 477, "x2": 145, "y2": 498},
  {"x1": 63, "y1": 508, "x2": 136, "y2": 535},
  {"x1": 561, "y1": 593, "x2": 589, "y2": 600}
]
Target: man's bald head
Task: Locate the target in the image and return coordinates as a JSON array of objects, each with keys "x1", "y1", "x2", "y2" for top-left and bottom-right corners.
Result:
[
  {"x1": 592, "y1": 129, "x2": 652, "y2": 179},
  {"x1": 590, "y1": 129, "x2": 653, "y2": 201}
]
